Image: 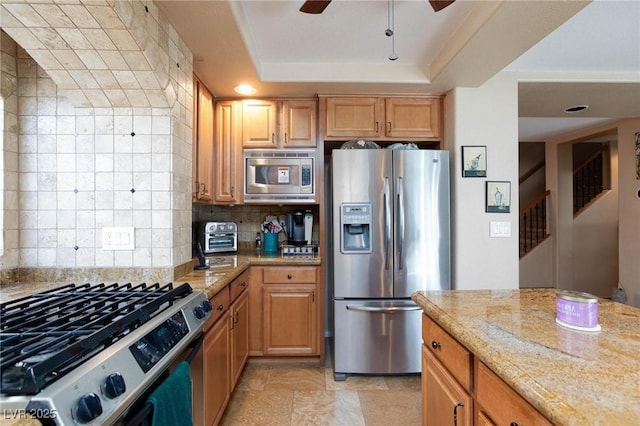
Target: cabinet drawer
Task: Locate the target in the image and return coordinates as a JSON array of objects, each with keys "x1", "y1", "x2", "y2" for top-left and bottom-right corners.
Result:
[
  {"x1": 476, "y1": 361, "x2": 552, "y2": 426},
  {"x1": 422, "y1": 314, "x2": 473, "y2": 391},
  {"x1": 230, "y1": 270, "x2": 249, "y2": 302},
  {"x1": 263, "y1": 267, "x2": 316, "y2": 283},
  {"x1": 205, "y1": 287, "x2": 230, "y2": 331}
]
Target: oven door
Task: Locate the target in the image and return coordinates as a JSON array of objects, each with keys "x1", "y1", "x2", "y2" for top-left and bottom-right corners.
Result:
[
  {"x1": 116, "y1": 332, "x2": 204, "y2": 426},
  {"x1": 205, "y1": 233, "x2": 237, "y2": 253}
]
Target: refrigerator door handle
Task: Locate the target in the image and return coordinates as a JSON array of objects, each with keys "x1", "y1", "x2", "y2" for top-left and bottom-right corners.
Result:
[
  {"x1": 346, "y1": 304, "x2": 422, "y2": 313},
  {"x1": 397, "y1": 176, "x2": 405, "y2": 270},
  {"x1": 384, "y1": 177, "x2": 392, "y2": 270}
]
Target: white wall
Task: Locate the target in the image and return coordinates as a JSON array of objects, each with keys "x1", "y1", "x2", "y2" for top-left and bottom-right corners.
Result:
[
  {"x1": 544, "y1": 119, "x2": 640, "y2": 306},
  {"x1": 520, "y1": 238, "x2": 553, "y2": 288},
  {"x1": 617, "y1": 119, "x2": 640, "y2": 306},
  {"x1": 447, "y1": 73, "x2": 520, "y2": 290}
]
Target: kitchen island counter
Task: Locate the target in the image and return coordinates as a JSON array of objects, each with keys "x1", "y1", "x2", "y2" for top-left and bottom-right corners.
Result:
[{"x1": 412, "y1": 289, "x2": 640, "y2": 426}]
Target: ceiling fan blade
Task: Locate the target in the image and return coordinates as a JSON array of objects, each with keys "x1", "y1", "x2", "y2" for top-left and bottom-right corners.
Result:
[
  {"x1": 300, "y1": 0, "x2": 332, "y2": 14},
  {"x1": 429, "y1": 0, "x2": 456, "y2": 12}
]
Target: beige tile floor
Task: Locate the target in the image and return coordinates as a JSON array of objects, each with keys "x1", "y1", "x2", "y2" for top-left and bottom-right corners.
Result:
[{"x1": 220, "y1": 357, "x2": 422, "y2": 426}]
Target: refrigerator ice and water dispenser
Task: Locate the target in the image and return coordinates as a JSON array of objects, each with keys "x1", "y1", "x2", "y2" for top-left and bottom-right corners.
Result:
[{"x1": 340, "y1": 203, "x2": 372, "y2": 253}]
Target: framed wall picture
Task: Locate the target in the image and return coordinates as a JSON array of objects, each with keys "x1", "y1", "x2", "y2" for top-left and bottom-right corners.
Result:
[
  {"x1": 486, "y1": 181, "x2": 511, "y2": 213},
  {"x1": 462, "y1": 145, "x2": 487, "y2": 177}
]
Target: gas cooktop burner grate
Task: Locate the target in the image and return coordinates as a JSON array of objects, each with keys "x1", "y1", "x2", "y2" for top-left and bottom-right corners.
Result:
[{"x1": 0, "y1": 282, "x2": 193, "y2": 396}]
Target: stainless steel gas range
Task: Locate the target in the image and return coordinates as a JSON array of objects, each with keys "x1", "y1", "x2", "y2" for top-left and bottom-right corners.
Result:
[{"x1": 0, "y1": 282, "x2": 212, "y2": 425}]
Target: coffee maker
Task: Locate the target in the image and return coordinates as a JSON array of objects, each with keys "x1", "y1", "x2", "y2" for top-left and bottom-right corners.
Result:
[{"x1": 286, "y1": 209, "x2": 313, "y2": 245}]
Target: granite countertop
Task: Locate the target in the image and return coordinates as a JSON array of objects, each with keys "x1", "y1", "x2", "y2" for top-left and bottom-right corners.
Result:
[
  {"x1": 175, "y1": 249, "x2": 321, "y2": 299},
  {"x1": 0, "y1": 250, "x2": 320, "y2": 425},
  {"x1": 0, "y1": 249, "x2": 321, "y2": 303},
  {"x1": 412, "y1": 289, "x2": 640, "y2": 426}
]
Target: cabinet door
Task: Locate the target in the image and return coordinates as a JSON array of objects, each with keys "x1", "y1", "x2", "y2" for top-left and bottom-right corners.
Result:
[
  {"x1": 214, "y1": 100, "x2": 240, "y2": 204},
  {"x1": 192, "y1": 75, "x2": 198, "y2": 201},
  {"x1": 476, "y1": 361, "x2": 552, "y2": 426},
  {"x1": 385, "y1": 97, "x2": 441, "y2": 139},
  {"x1": 263, "y1": 284, "x2": 317, "y2": 355},
  {"x1": 325, "y1": 97, "x2": 383, "y2": 138},
  {"x1": 282, "y1": 99, "x2": 317, "y2": 147},
  {"x1": 242, "y1": 99, "x2": 278, "y2": 147},
  {"x1": 422, "y1": 346, "x2": 472, "y2": 426},
  {"x1": 230, "y1": 289, "x2": 249, "y2": 388},
  {"x1": 248, "y1": 267, "x2": 264, "y2": 355},
  {"x1": 204, "y1": 316, "x2": 230, "y2": 426},
  {"x1": 195, "y1": 80, "x2": 215, "y2": 202}
]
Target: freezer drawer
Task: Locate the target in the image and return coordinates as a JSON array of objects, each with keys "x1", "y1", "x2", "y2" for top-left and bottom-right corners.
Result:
[{"x1": 333, "y1": 299, "x2": 422, "y2": 379}]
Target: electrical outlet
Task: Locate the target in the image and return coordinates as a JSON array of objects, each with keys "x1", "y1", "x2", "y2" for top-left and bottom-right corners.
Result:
[{"x1": 102, "y1": 227, "x2": 135, "y2": 250}]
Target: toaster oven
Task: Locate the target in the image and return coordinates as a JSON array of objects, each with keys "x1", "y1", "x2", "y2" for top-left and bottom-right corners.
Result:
[{"x1": 196, "y1": 222, "x2": 237, "y2": 254}]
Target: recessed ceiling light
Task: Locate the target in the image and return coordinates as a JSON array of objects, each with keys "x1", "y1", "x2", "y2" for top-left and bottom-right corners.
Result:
[
  {"x1": 234, "y1": 84, "x2": 257, "y2": 95},
  {"x1": 564, "y1": 105, "x2": 589, "y2": 113}
]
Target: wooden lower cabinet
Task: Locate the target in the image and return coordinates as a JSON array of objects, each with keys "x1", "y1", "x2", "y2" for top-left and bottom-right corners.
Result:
[
  {"x1": 475, "y1": 360, "x2": 552, "y2": 426},
  {"x1": 203, "y1": 311, "x2": 231, "y2": 426},
  {"x1": 422, "y1": 346, "x2": 472, "y2": 426},
  {"x1": 263, "y1": 284, "x2": 317, "y2": 355},
  {"x1": 421, "y1": 313, "x2": 552, "y2": 426},
  {"x1": 230, "y1": 288, "x2": 249, "y2": 388},
  {"x1": 248, "y1": 266, "x2": 320, "y2": 356},
  {"x1": 193, "y1": 273, "x2": 250, "y2": 426}
]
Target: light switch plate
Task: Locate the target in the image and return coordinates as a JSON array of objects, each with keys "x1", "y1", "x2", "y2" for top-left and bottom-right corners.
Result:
[
  {"x1": 490, "y1": 221, "x2": 511, "y2": 238},
  {"x1": 102, "y1": 227, "x2": 135, "y2": 250}
]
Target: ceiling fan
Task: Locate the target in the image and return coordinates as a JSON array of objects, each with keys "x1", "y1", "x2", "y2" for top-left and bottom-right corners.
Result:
[{"x1": 300, "y1": 0, "x2": 455, "y2": 14}]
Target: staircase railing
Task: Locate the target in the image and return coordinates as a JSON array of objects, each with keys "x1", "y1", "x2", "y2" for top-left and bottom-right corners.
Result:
[
  {"x1": 519, "y1": 190, "x2": 550, "y2": 257},
  {"x1": 573, "y1": 147, "x2": 607, "y2": 214}
]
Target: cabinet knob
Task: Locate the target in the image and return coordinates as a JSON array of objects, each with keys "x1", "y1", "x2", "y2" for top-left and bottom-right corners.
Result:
[
  {"x1": 217, "y1": 304, "x2": 224, "y2": 311},
  {"x1": 287, "y1": 274, "x2": 292, "y2": 279},
  {"x1": 510, "y1": 423, "x2": 519, "y2": 426},
  {"x1": 431, "y1": 341, "x2": 441, "y2": 350}
]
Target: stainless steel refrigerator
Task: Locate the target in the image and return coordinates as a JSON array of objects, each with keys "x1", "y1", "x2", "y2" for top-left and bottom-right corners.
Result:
[{"x1": 331, "y1": 149, "x2": 450, "y2": 380}]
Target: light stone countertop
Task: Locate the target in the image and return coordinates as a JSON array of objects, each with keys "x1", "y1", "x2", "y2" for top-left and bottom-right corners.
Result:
[
  {"x1": 174, "y1": 249, "x2": 322, "y2": 299},
  {"x1": 0, "y1": 249, "x2": 321, "y2": 303},
  {"x1": 412, "y1": 289, "x2": 640, "y2": 426}
]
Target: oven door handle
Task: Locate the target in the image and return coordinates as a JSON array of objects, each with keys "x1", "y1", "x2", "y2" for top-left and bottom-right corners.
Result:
[{"x1": 185, "y1": 331, "x2": 205, "y2": 365}]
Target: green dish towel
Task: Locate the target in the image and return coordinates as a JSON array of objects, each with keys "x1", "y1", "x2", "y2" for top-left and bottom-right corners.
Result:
[{"x1": 144, "y1": 361, "x2": 193, "y2": 426}]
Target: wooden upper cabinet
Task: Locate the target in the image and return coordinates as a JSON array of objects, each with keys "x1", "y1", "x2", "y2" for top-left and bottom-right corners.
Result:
[
  {"x1": 324, "y1": 96, "x2": 442, "y2": 141},
  {"x1": 385, "y1": 97, "x2": 440, "y2": 139},
  {"x1": 193, "y1": 76, "x2": 215, "y2": 203},
  {"x1": 242, "y1": 99, "x2": 278, "y2": 148},
  {"x1": 242, "y1": 99, "x2": 317, "y2": 148},
  {"x1": 214, "y1": 100, "x2": 241, "y2": 204},
  {"x1": 325, "y1": 97, "x2": 383, "y2": 138},
  {"x1": 282, "y1": 99, "x2": 317, "y2": 147}
]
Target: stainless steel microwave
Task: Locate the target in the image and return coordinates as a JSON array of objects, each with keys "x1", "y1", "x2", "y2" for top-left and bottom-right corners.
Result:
[{"x1": 244, "y1": 149, "x2": 315, "y2": 203}]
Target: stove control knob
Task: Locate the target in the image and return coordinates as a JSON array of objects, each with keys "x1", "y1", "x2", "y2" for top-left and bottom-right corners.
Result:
[
  {"x1": 202, "y1": 300, "x2": 213, "y2": 313},
  {"x1": 103, "y1": 372, "x2": 126, "y2": 399},
  {"x1": 75, "y1": 392, "x2": 103, "y2": 423},
  {"x1": 194, "y1": 305, "x2": 206, "y2": 319}
]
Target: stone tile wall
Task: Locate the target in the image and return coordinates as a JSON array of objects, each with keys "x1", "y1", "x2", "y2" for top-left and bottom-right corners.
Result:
[{"x1": 0, "y1": 0, "x2": 193, "y2": 284}]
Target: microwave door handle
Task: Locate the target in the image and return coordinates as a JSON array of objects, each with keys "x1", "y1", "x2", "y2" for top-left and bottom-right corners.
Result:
[
  {"x1": 397, "y1": 176, "x2": 405, "y2": 270},
  {"x1": 384, "y1": 177, "x2": 392, "y2": 270}
]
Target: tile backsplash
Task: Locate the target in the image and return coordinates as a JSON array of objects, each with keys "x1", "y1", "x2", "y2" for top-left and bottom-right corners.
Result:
[
  {"x1": 193, "y1": 204, "x2": 321, "y2": 250},
  {"x1": 0, "y1": 1, "x2": 193, "y2": 283}
]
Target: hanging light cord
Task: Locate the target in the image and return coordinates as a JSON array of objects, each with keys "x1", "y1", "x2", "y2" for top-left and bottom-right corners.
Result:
[{"x1": 386, "y1": 0, "x2": 398, "y2": 61}]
